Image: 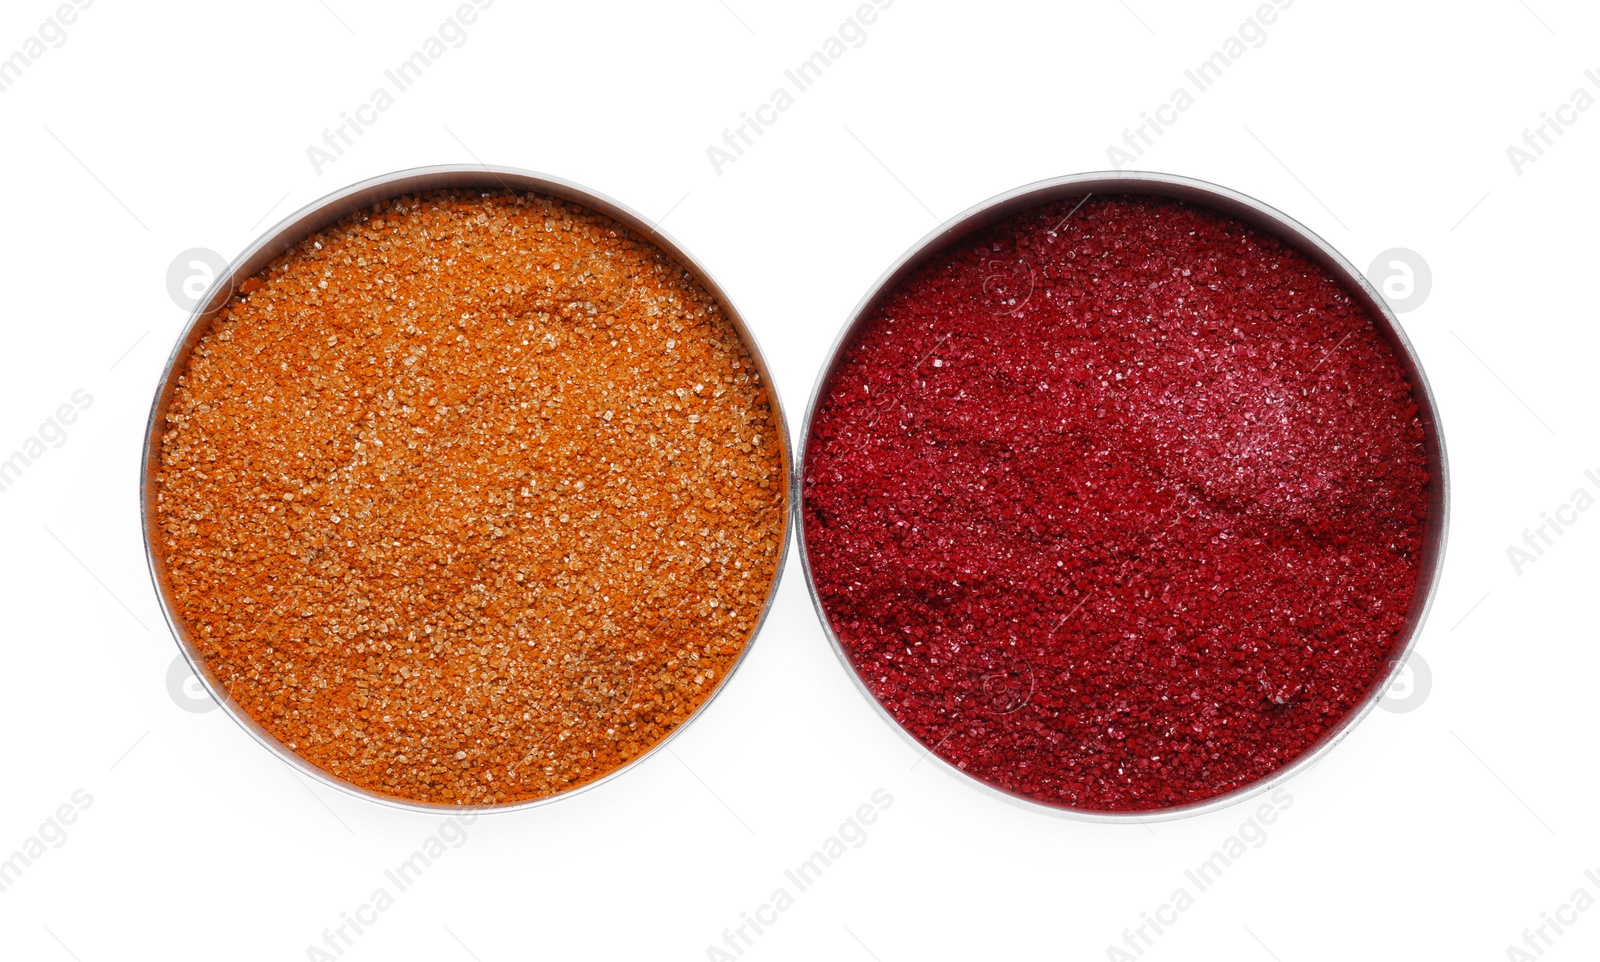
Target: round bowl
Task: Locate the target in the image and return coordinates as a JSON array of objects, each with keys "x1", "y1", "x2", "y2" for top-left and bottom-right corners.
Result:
[
  {"x1": 796, "y1": 170, "x2": 1448, "y2": 822},
  {"x1": 142, "y1": 165, "x2": 793, "y2": 812}
]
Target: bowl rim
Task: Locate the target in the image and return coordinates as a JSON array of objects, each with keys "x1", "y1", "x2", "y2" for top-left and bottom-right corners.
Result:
[
  {"x1": 793, "y1": 169, "x2": 1450, "y2": 823},
  {"x1": 141, "y1": 164, "x2": 794, "y2": 814}
]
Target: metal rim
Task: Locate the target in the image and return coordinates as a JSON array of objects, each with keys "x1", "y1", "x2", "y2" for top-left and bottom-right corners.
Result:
[
  {"x1": 141, "y1": 164, "x2": 794, "y2": 814},
  {"x1": 795, "y1": 170, "x2": 1450, "y2": 822}
]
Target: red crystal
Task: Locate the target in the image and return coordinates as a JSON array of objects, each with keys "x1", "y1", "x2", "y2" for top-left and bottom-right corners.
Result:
[{"x1": 802, "y1": 195, "x2": 1431, "y2": 813}]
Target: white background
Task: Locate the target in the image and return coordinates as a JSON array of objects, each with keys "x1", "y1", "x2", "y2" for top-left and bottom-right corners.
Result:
[{"x1": 0, "y1": 1, "x2": 1594, "y2": 959}]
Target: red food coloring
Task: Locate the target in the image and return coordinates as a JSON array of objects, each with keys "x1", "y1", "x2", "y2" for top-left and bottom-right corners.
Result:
[{"x1": 802, "y1": 195, "x2": 1431, "y2": 813}]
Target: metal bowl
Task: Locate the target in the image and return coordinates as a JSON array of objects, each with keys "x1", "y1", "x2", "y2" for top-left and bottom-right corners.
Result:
[
  {"x1": 795, "y1": 170, "x2": 1449, "y2": 822},
  {"x1": 141, "y1": 165, "x2": 793, "y2": 813}
]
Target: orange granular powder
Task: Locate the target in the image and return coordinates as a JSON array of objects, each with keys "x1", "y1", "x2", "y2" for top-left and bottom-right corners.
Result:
[{"x1": 155, "y1": 190, "x2": 787, "y2": 805}]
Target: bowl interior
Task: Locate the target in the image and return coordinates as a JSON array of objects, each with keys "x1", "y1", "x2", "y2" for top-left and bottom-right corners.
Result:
[
  {"x1": 795, "y1": 170, "x2": 1448, "y2": 821},
  {"x1": 142, "y1": 165, "x2": 794, "y2": 812}
]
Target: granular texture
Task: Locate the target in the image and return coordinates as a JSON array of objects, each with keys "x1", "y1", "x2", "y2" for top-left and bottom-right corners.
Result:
[
  {"x1": 156, "y1": 190, "x2": 786, "y2": 805},
  {"x1": 803, "y1": 195, "x2": 1431, "y2": 813}
]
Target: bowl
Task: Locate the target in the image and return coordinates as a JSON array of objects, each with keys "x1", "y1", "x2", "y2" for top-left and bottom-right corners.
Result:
[
  {"x1": 795, "y1": 170, "x2": 1449, "y2": 821},
  {"x1": 142, "y1": 165, "x2": 793, "y2": 812}
]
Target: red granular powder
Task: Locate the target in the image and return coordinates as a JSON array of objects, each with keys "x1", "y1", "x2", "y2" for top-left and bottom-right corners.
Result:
[{"x1": 802, "y1": 195, "x2": 1431, "y2": 813}]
